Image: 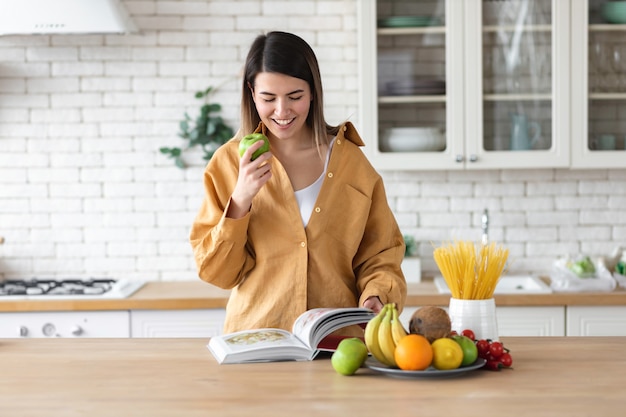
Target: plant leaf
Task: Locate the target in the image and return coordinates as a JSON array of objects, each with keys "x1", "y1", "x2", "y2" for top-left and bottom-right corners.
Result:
[
  {"x1": 206, "y1": 103, "x2": 221, "y2": 113},
  {"x1": 162, "y1": 85, "x2": 233, "y2": 168}
]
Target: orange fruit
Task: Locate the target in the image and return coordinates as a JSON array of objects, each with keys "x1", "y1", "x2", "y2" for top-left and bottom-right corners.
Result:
[{"x1": 394, "y1": 334, "x2": 433, "y2": 371}]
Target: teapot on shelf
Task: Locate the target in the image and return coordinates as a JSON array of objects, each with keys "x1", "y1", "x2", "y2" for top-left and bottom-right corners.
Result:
[{"x1": 510, "y1": 113, "x2": 541, "y2": 151}]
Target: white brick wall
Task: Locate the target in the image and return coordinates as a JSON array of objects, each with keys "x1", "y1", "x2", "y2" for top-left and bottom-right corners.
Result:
[{"x1": 0, "y1": 0, "x2": 625, "y2": 283}]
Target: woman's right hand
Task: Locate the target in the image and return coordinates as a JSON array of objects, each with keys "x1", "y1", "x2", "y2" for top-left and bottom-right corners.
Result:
[{"x1": 226, "y1": 140, "x2": 272, "y2": 219}]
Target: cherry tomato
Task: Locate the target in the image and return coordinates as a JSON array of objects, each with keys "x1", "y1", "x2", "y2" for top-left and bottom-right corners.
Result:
[
  {"x1": 476, "y1": 339, "x2": 490, "y2": 358},
  {"x1": 500, "y1": 352, "x2": 513, "y2": 368},
  {"x1": 486, "y1": 353, "x2": 498, "y2": 362},
  {"x1": 449, "y1": 330, "x2": 458, "y2": 336},
  {"x1": 484, "y1": 360, "x2": 503, "y2": 371},
  {"x1": 461, "y1": 329, "x2": 476, "y2": 341},
  {"x1": 489, "y1": 341, "x2": 504, "y2": 359}
]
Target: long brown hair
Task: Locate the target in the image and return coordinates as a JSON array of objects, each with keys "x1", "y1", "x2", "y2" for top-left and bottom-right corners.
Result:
[{"x1": 238, "y1": 31, "x2": 340, "y2": 153}]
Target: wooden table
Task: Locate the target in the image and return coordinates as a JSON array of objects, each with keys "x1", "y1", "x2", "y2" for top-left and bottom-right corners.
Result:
[{"x1": 1, "y1": 337, "x2": 624, "y2": 416}]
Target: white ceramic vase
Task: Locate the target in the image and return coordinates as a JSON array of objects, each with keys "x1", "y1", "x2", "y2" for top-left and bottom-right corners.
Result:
[{"x1": 448, "y1": 297, "x2": 499, "y2": 341}]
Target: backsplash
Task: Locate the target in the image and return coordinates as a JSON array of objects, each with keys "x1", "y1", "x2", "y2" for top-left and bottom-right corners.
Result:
[{"x1": 0, "y1": 0, "x2": 625, "y2": 281}]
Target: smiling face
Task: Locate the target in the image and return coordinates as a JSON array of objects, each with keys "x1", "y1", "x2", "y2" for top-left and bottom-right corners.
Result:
[{"x1": 250, "y1": 72, "x2": 312, "y2": 143}]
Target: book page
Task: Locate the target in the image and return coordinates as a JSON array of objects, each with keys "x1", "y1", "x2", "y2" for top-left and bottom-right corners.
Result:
[
  {"x1": 208, "y1": 328, "x2": 312, "y2": 364},
  {"x1": 291, "y1": 308, "x2": 339, "y2": 349},
  {"x1": 291, "y1": 307, "x2": 375, "y2": 350},
  {"x1": 219, "y1": 328, "x2": 306, "y2": 352}
]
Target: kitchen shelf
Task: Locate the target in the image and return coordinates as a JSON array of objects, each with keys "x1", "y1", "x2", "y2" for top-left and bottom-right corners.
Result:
[
  {"x1": 377, "y1": 26, "x2": 446, "y2": 35},
  {"x1": 588, "y1": 93, "x2": 626, "y2": 100},
  {"x1": 483, "y1": 24, "x2": 552, "y2": 33},
  {"x1": 483, "y1": 93, "x2": 552, "y2": 101},
  {"x1": 379, "y1": 95, "x2": 446, "y2": 104},
  {"x1": 589, "y1": 24, "x2": 626, "y2": 32}
]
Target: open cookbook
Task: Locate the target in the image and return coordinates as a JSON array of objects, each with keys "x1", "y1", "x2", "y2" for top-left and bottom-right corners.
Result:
[{"x1": 207, "y1": 307, "x2": 375, "y2": 364}]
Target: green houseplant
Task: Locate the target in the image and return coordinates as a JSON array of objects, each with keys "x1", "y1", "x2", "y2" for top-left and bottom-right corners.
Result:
[
  {"x1": 404, "y1": 234, "x2": 418, "y2": 258},
  {"x1": 160, "y1": 86, "x2": 234, "y2": 168}
]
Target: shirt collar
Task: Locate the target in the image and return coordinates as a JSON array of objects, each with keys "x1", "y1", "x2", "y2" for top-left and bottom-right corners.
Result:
[{"x1": 253, "y1": 121, "x2": 365, "y2": 147}]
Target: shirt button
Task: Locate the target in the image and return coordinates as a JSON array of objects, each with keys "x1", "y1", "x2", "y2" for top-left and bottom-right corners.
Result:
[
  {"x1": 342, "y1": 126, "x2": 347, "y2": 132},
  {"x1": 314, "y1": 207, "x2": 321, "y2": 213},
  {"x1": 300, "y1": 242, "x2": 306, "y2": 248},
  {"x1": 337, "y1": 139, "x2": 341, "y2": 144},
  {"x1": 327, "y1": 172, "x2": 333, "y2": 178}
]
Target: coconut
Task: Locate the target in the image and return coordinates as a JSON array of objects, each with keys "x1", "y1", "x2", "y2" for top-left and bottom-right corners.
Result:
[{"x1": 408, "y1": 306, "x2": 452, "y2": 343}]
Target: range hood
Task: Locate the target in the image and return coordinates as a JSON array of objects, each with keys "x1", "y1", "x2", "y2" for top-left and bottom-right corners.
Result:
[{"x1": 0, "y1": 0, "x2": 138, "y2": 35}]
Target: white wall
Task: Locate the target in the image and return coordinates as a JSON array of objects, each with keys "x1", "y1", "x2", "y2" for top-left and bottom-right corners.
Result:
[{"x1": 0, "y1": 0, "x2": 625, "y2": 281}]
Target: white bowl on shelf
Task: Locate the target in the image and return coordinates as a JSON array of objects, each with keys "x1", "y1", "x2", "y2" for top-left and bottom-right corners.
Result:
[{"x1": 381, "y1": 127, "x2": 446, "y2": 152}]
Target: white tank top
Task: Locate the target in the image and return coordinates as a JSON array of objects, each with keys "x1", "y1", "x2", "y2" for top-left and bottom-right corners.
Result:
[{"x1": 294, "y1": 138, "x2": 335, "y2": 227}]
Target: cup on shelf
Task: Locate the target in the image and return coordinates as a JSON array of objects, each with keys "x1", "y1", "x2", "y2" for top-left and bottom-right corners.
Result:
[
  {"x1": 593, "y1": 134, "x2": 616, "y2": 150},
  {"x1": 510, "y1": 114, "x2": 541, "y2": 151}
]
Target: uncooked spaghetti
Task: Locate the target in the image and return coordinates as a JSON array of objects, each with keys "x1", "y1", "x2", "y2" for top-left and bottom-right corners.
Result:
[{"x1": 433, "y1": 240, "x2": 509, "y2": 299}]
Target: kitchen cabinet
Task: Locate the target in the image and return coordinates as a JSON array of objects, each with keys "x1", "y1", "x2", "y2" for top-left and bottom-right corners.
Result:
[
  {"x1": 495, "y1": 306, "x2": 565, "y2": 336},
  {"x1": 0, "y1": 311, "x2": 130, "y2": 338},
  {"x1": 399, "y1": 305, "x2": 565, "y2": 337},
  {"x1": 130, "y1": 309, "x2": 225, "y2": 338},
  {"x1": 571, "y1": 0, "x2": 626, "y2": 168},
  {"x1": 358, "y1": 0, "x2": 626, "y2": 171},
  {"x1": 566, "y1": 306, "x2": 626, "y2": 336}
]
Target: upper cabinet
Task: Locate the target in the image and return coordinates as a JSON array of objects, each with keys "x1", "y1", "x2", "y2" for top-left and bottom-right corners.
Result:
[
  {"x1": 358, "y1": 0, "x2": 626, "y2": 170},
  {"x1": 572, "y1": 0, "x2": 626, "y2": 167}
]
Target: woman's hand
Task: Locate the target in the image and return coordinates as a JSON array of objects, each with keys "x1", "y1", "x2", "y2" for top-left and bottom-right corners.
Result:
[
  {"x1": 362, "y1": 296, "x2": 383, "y2": 313},
  {"x1": 226, "y1": 141, "x2": 272, "y2": 219}
]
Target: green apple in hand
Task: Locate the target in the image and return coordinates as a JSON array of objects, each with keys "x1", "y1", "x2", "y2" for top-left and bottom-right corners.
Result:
[
  {"x1": 331, "y1": 337, "x2": 368, "y2": 376},
  {"x1": 239, "y1": 133, "x2": 270, "y2": 161}
]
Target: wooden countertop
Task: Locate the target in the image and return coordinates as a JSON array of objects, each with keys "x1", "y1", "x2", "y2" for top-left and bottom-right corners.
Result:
[
  {"x1": 0, "y1": 336, "x2": 623, "y2": 417},
  {"x1": 1, "y1": 280, "x2": 625, "y2": 312}
]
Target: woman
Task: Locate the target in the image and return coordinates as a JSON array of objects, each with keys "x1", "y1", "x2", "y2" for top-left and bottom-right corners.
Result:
[{"x1": 190, "y1": 31, "x2": 406, "y2": 334}]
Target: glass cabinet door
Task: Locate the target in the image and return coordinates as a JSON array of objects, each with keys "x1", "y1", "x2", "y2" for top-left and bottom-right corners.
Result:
[
  {"x1": 359, "y1": 0, "x2": 466, "y2": 170},
  {"x1": 358, "y1": 0, "x2": 570, "y2": 170},
  {"x1": 572, "y1": 0, "x2": 626, "y2": 168},
  {"x1": 465, "y1": 0, "x2": 570, "y2": 169},
  {"x1": 376, "y1": 1, "x2": 448, "y2": 153}
]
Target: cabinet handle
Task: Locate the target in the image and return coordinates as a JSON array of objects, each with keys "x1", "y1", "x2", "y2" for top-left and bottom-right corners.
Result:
[
  {"x1": 71, "y1": 325, "x2": 84, "y2": 336},
  {"x1": 469, "y1": 154, "x2": 478, "y2": 162},
  {"x1": 42, "y1": 323, "x2": 56, "y2": 337},
  {"x1": 455, "y1": 154, "x2": 464, "y2": 163}
]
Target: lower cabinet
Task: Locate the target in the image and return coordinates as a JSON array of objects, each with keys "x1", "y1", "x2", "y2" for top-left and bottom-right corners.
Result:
[
  {"x1": 0, "y1": 311, "x2": 130, "y2": 338},
  {"x1": 496, "y1": 306, "x2": 565, "y2": 337},
  {"x1": 566, "y1": 306, "x2": 626, "y2": 336},
  {"x1": 399, "y1": 306, "x2": 565, "y2": 337},
  {"x1": 130, "y1": 309, "x2": 226, "y2": 338},
  {"x1": 5, "y1": 305, "x2": 623, "y2": 338}
]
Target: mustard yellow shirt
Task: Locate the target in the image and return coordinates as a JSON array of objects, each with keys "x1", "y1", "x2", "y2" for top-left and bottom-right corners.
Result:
[{"x1": 190, "y1": 122, "x2": 407, "y2": 333}]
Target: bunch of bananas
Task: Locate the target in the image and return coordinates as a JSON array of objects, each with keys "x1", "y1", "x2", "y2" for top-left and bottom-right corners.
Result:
[{"x1": 364, "y1": 303, "x2": 407, "y2": 367}]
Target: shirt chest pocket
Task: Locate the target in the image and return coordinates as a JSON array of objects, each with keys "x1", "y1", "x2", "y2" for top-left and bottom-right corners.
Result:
[{"x1": 323, "y1": 184, "x2": 372, "y2": 251}]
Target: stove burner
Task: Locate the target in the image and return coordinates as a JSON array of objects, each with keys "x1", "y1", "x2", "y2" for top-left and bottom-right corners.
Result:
[{"x1": 0, "y1": 278, "x2": 118, "y2": 297}]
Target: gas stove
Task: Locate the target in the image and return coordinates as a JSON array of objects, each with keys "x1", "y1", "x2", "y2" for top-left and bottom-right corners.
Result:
[{"x1": 0, "y1": 278, "x2": 145, "y2": 300}]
